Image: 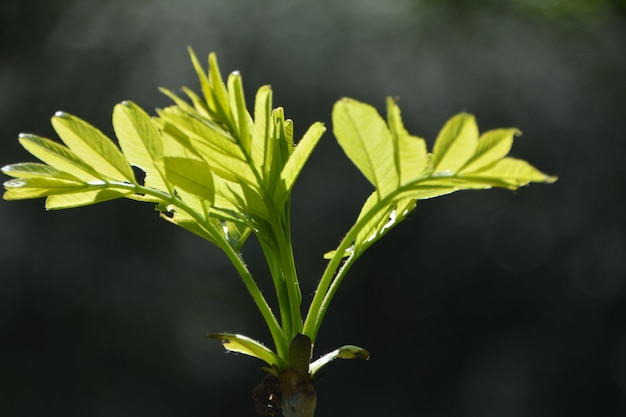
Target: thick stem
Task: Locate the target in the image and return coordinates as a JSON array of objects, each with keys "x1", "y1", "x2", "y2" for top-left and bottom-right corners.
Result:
[{"x1": 279, "y1": 370, "x2": 317, "y2": 417}]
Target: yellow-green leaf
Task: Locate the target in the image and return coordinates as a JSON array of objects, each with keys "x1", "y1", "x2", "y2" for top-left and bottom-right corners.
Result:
[
  {"x1": 386, "y1": 97, "x2": 430, "y2": 184},
  {"x1": 461, "y1": 157, "x2": 558, "y2": 188},
  {"x1": 161, "y1": 157, "x2": 214, "y2": 199},
  {"x1": 51, "y1": 112, "x2": 135, "y2": 182},
  {"x1": 208, "y1": 52, "x2": 234, "y2": 129},
  {"x1": 113, "y1": 101, "x2": 168, "y2": 191},
  {"x1": 45, "y1": 188, "x2": 130, "y2": 209},
  {"x1": 280, "y1": 122, "x2": 325, "y2": 193},
  {"x1": 3, "y1": 177, "x2": 87, "y2": 200},
  {"x1": 309, "y1": 345, "x2": 370, "y2": 377},
  {"x1": 460, "y1": 128, "x2": 519, "y2": 173},
  {"x1": 207, "y1": 333, "x2": 288, "y2": 369},
  {"x1": 17, "y1": 134, "x2": 100, "y2": 180},
  {"x1": 227, "y1": 71, "x2": 253, "y2": 152},
  {"x1": 432, "y1": 113, "x2": 478, "y2": 175},
  {"x1": 1, "y1": 162, "x2": 81, "y2": 181},
  {"x1": 333, "y1": 98, "x2": 398, "y2": 199},
  {"x1": 251, "y1": 85, "x2": 272, "y2": 181}
]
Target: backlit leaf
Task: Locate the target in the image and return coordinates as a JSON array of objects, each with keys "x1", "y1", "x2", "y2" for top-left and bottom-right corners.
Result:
[
  {"x1": 227, "y1": 71, "x2": 253, "y2": 152},
  {"x1": 3, "y1": 177, "x2": 87, "y2": 200},
  {"x1": 161, "y1": 157, "x2": 214, "y2": 199},
  {"x1": 113, "y1": 101, "x2": 168, "y2": 191},
  {"x1": 45, "y1": 188, "x2": 131, "y2": 209},
  {"x1": 17, "y1": 134, "x2": 100, "y2": 180},
  {"x1": 460, "y1": 128, "x2": 519, "y2": 173},
  {"x1": 333, "y1": 98, "x2": 398, "y2": 198},
  {"x1": 51, "y1": 112, "x2": 136, "y2": 182},
  {"x1": 280, "y1": 122, "x2": 325, "y2": 193},
  {"x1": 208, "y1": 52, "x2": 234, "y2": 129},
  {"x1": 207, "y1": 333, "x2": 288, "y2": 369},
  {"x1": 432, "y1": 113, "x2": 478, "y2": 174},
  {"x1": 1, "y1": 162, "x2": 80, "y2": 181},
  {"x1": 460, "y1": 157, "x2": 557, "y2": 188},
  {"x1": 309, "y1": 345, "x2": 370, "y2": 377},
  {"x1": 251, "y1": 85, "x2": 272, "y2": 181}
]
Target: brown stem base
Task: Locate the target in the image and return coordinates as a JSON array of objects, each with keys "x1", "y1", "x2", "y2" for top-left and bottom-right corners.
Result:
[{"x1": 279, "y1": 369, "x2": 317, "y2": 417}]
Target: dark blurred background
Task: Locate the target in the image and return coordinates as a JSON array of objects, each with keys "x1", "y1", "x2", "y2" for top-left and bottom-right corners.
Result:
[{"x1": 1, "y1": 0, "x2": 625, "y2": 416}]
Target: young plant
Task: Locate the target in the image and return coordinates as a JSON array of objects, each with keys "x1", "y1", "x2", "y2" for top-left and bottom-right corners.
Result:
[{"x1": 1, "y1": 49, "x2": 556, "y2": 417}]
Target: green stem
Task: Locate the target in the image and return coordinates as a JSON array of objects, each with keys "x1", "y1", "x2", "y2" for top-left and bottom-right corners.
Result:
[
  {"x1": 303, "y1": 190, "x2": 404, "y2": 341},
  {"x1": 276, "y1": 212, "x2": 303, "y2": 339},
  {"x1": 259, "y1": 237, "x2": 293, "y2": 341},
  {"x1": 117, "y1": 181, "x2": 288, "y2": 358}
]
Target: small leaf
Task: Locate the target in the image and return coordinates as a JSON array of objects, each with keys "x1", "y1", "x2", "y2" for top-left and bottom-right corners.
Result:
[
  {"x1": 309, "y1": 345, "x2": 370, "y2": 377},
  {"x1": 208, "y1": 52, "x2": 234, "y2": 129},
  {"x1": 207, "y1": 333, "x2": 288, "y2": 370},
  {"x1": 432, "y1": 113, "x2": 478, "y2": 174},
  {"x1": 3, "y1": 177, "x2": 87, "y2": 200},
  {"x1": 113, "y1": 101, "x2": 168, "y2": 191},
  {"x1": 1, "y1": 162, "x2": 81, "y2": 181},
  {"x1": 45, "y1": 188, "x2": 130, "y2": 209},
  {"x1": 333, "y1": 98, "x2": 398, "y2": 198},
  {"x1": 460, "y1": 157, "x2": 558, "y2": 188},
  {"x1": 386, "y1": 98, "x2": 430, "y2": 184},
  {"x1": 460, "y1": 128, "x2": 519, "y2": 173},
  {"x1": 51, "y1": 112, "x2": 136, "y2": 182},
  {"x1": 160, "y1": 209, "x2": 218, "y2": 245},
  {"x1": 161, "y1": 157, "x2": 214, "y2": 199},
  {"x1": 227, "y1": 71, "x2": 252, "y2": 152},
  {"x1": 251, "y1": 85, "x2": 273, "y2": 181},
  {"x1": 280, "y1": 122, "x2": 325, "y2": 193},
  {"x1": 17, "y1": 134, "x2": 100, "y2": 180},
  {"x1": 187, "y1": 47, "x2": 214, "y2": 116}
]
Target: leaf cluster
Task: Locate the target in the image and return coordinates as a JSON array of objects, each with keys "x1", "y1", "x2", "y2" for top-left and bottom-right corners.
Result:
[{"x1": 1, "y1": 50, "x2": 556, "y2": 382}]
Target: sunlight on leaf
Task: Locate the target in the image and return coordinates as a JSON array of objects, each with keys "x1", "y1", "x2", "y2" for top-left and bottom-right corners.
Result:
[
  {"x1": 333, "y1": 98, "x2": 398, "y2": 199},
  {"x1": 207, "y1": 333, "x2": 288, "y2": 369},
  {"x1": 432, "y1": 113, "x2": 478, "y2": 175},
  {"x1": 309, "y1": 345, "x2": 370, "y2": 377},
  {"x1": 161, "y1": 157, "x2": 214, "y2": 199},
  {"x1": 113, "y1": 101, "x2": 168, "y2": 192},
  {"x1": 51, "y1": 112, "x2": 136, "y2": 182},
  {"x1": 280, "y1": 122, "x2": 325, "y2": 194}
]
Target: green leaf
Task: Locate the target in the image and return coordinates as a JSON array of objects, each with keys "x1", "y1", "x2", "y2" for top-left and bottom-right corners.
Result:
[
  {"x1": 187, "y1": 48, "x2": 213, "y2": 115},
  {"x1": 309, "y1": 345, "x2": 370, "y2": 377},
  {"x1": 207, "y1": 333, "x2": 288, "y2": 370},
  {"x1": 51, "y1": 112, "x2": 136, "y2": 182},
  {"x1": 160, "y1": 209, "x2": 217, "y2": 245},
  {"x1": 460, "y1": 128, "x2": 519, "y2": 173},
  {"x1": 227, "y1": 71, "x2": 253, "y2": 152},
  {"x1": 432, "y1": 113, "x2": 478, "y2": 174},
  {"x1": 387, "y1": 98, "x2": 431, "y2": 185},
  {"x1": 3, "y1": 177, "x2": 87, "y2": 200},
  {"x1": 157, "y1": 107, "x2": 258, "y2": 188},
  {"x1": 45, "y1": 188, "x2": 131, "y2": 209},
  {"x1": 1, "y1": 162, "x2": 81, "y2": 181},
  {"x1": 280, "y1": 122, "x2": 325, "y2": 193},
  {"x1": 17, "y1": 134, "x2": 100, "y2": 180},
  {"x1": 460, "y1": 157, "x2": 558, "y2": 188},
  {"x1": 251, "y1": 85, "x2": 273, "y2": 181},
  {"x1": 161, "y1": 157, "x2": 214, "y2": 199},
  {"x1": 208, "y1": 52, "x2": 234, "y2": 129},
  {"x1": 333, "y1": 98, "x2": 398, "y2": 198},
  {"x1": 112, "y1": 101, "x2": 168, "y2": 192},
  {"x1": 354, "y1": 192, "x2": 416, "y2": 251},
  {"x1": 181, "y1": 87, "x2": 212, "y2": 118}
]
